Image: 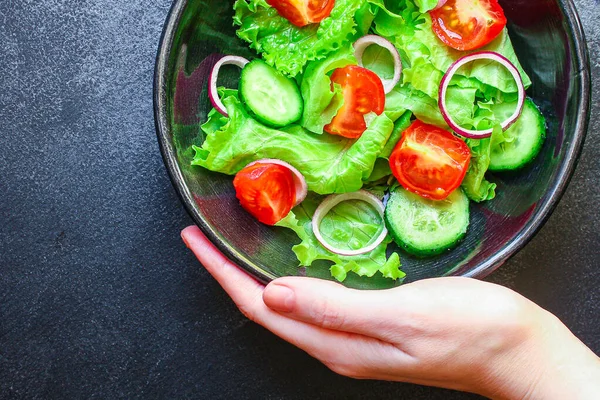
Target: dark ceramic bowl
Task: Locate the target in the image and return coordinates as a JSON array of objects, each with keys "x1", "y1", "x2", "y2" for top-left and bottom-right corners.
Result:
[{"x1": 154, "y1": 0, "x2": 590, "y2": 289}]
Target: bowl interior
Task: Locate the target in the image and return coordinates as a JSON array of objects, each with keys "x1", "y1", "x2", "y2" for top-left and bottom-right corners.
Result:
[{"x1": 155, "y1": 0, "x2": 590, "y2": 289}]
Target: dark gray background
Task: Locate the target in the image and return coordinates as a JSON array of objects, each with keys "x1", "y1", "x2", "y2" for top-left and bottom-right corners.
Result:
[{"x1": 0, "y1": 0, "x2": 598, "y2": 399}]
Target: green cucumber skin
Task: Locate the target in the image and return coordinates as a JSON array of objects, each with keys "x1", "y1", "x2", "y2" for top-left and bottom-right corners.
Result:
[
  {"x1": 489, "y1": 98, "x2": 546, "y2": 172},
  {"x1": 388, "y1": 230, "x2": 468, "y2": 258},
  {"x1": 239, "y1": 60, "x2": 303, "y2": 128},
  {"x1": 384, "y1": 187, "x2": 470, "y2": 258}
]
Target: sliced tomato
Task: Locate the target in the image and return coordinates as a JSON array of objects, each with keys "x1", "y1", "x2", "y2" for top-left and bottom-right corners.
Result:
[
  {"x1": 389, "y1": 120, "x2": 471, "y2": 201},
  {"x1": 430, "y1": 0, "x2": 507, "y2": 51},
  {"x1": 324, "y1": 65, "x2": 385, "y2": 139},
  {"x1": 233, "y1": 163, "x2": 296, "y2": 225},
  {"x1": 266, "y1": 0, "x2": 336, "y2": 27}
]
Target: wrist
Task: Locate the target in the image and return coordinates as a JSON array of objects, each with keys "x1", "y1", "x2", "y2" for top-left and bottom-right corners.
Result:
[
  {"x1": 476, "y1": 305, "x2": 551, "y2": 400},
  {"x1": 480, "y1": 308, "x2": 600, "y2": 400},
  {"x1": 524, "y1": 311, "x2": 600, "y2": 400}
]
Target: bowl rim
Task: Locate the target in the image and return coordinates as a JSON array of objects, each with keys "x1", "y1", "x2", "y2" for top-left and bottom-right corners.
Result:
[{"x1": 153, "y1": 0, "x2": 591, "y2": 285}]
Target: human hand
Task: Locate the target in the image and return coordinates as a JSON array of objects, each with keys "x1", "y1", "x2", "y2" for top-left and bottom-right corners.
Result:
[{"x1": 182, "y1": 226, "x2": 600, "y2": 400}]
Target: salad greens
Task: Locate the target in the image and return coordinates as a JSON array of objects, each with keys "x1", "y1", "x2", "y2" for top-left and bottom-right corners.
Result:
[
  {"x1": 234, "y1": 0, "x2": 365, "y2": 77},
  {"x1": 414, "y1": 0, "x2": 441, "y2": 13},
  {"x1": 277, "y1": 194, "x2": 404, "y2": 282},
  {"x1": 373, "y1": 8, "x2": 531, "y2": 92},
  {"x1": 462, "y1": 135, "x2": 498, "y2": 202},
  {"x1": 193, "y1": 89, "x2": 395, "y2": 195},
  {"x1": 190, "y1": 0, "x2": 541, "y2": 282},
  {"x1": 300, "y1": 45, "x2": 357, "y2": 134}
]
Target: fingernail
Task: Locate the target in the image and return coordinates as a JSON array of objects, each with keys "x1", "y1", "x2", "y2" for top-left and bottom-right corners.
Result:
[{"x1": 263, "y1": 284, "x2": 295, "y2": 313}]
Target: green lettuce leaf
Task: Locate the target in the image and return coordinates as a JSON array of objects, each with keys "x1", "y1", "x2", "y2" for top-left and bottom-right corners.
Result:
[
  {"x1": 362, "y1": 174, "x2": 397, "y2": 198},
  {"x1": 354, "y1": 1, "x2": 378, "y2": 36},
  {"x1": 385, "y1": 84, "x2": 477, "y2": 129},
  {"x1": 192, "y1": 90, "x2": 395, "y2": 195},
  {"x1": 462, "y1": 30, "x2": 532, "y2": 93},
  {"x1": 300, "y1": 41, "x2": 408, "y2": 135},
  {"x1": 449, "y1": 74, "x2": 519, "y2": 104},
  {"x1": 363, "y1": 111, "x2": 412, "y2": 199},
  {"x1": 381, "y1": 110, "x2": 413, "y2": 158},
  {"x1": 361, "y1": 42, "x2": 397, "y2": 82},
  {"x1": 445, "y1": 86, "x2": 479, "y2": 130},
  {"x1": 369, "y1": 0, "x2": 424, "y2": 38},
  {"x1": 414, "y1": 0, "x2": 440, "y2": 13},
  {"x1": 276, "y1": 194, "x2": 404, "y2": 282},
  {"x1": 461, "y1": 132, "x2": 498, "y2": 202},
  {"x1": 385, "y1": 85, "x2": 445, "y2": 127},
  {"x1": 363, "y1": 159, "x2": 393, "y2": 184},
  {"x1": 373, "y1": 8, "x2": 531, "y2": 95},
  {"x1": 401, "y1": 56, "x2": 444, "y2": 99},
  {"x1": 233, "y1": 0, "x2": 363, "y2": 77},
  {"x1": 300, "y1": 45, "x2": 356, "y2": 134}
]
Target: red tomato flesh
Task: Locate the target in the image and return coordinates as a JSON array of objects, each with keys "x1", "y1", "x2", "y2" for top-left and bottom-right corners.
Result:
[
  {"x1": 266, "y1": 0, "x2": 336, "y2": 27},
  {"x1": 389, "y1": 120, "x2": 471, "y2": 201},
  {"x1": 233, "y1": 163, "x2": 296, "y2": 225},
  {"x1": 430, "y1": 0, "x2": 507, "y2": 51},
  {"x1": 324, "y1": 65, "x2": 385, "y2": 139}
]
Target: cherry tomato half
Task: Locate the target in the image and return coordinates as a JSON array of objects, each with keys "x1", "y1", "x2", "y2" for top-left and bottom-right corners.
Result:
[
  {"x1": 324, "y1": 65, "x2": 385, "y2": 139},
  {"x1": 266, "y1": 0, "x2": 336, "y2": 27},
  {"x1": 389, "y1": 120, "x2": 471, "y2": 201},
  {"x1": 430, "y1": 0, "x2": 507, "y2": 51},
  {"x1": 233, "y1": 163, "x2": 296, "y2": 225}
]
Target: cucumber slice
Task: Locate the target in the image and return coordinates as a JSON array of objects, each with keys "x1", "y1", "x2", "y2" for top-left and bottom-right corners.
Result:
[
  {"x1": 239, "y1": 60, "x2": 303, "y2": 128},
  {"x1": 489, "y1": 98, "x2": 546, "y2": 172},
  {"x1": 385, "y1": 187, "x2": 470, "y2": 257}
]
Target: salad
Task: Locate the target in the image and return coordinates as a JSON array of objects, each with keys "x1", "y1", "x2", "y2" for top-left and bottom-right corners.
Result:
[{"x1": 190, "y1": 0, "x2": 547, "y2": 283}]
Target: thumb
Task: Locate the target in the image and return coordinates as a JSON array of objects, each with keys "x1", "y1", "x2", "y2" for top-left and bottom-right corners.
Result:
[{"x1": 263, "y1": 277, "x2": 406, "y2": 340}]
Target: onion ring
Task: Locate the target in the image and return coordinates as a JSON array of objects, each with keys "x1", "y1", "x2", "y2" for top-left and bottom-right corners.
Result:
[
  {"x1": 353, "y1": 35, "x2": 402, "y2": 94},
  {"x1": 312, "y1": 190, "x2": 388, "y2": 256},
  {"x1": 209, "y1": 55, "x2": 250, "y2": 117},
  {"x1": 439, "y1": 51, "x2": 525, "y2": 139}
]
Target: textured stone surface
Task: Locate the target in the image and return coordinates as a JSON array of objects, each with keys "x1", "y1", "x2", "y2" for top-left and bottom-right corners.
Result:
[{"x1": 0, "y1": 0, "x2": 598, "y2": 399}]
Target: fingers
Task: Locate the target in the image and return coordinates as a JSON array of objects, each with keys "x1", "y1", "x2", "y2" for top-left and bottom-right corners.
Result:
[
  {"x1": 262, "y1": 276, "x2": 407, "y2": 342},
  {"x1": 181, "y1": 226, "x2": 407, "y2": 378},
  {"x1": 181, "y1": 225, "x2": 265, "y2": 319}
]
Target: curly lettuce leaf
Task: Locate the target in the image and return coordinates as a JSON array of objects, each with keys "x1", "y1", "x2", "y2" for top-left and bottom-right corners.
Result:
[
  {"x1": 192, "y1": 90, "x2": 395, "y2": 195},
  {"x1": 449, "y1": 74, "x2": 520, "y2": 104},
  {"x1": 401, "y1": 56, "x2": 444, "y2": 99},
  {"x1": 276, "y1": 194, "x2": 404, "y2": 282},
  {"x1": 300, "y1": 45, "x2": 356, "y2": 134},
  {"x1": 233, "y1": 0, "x2": 363, "y2": 77},
  {"x1": 368, "y1": 0, "x2": 425, "y2": 38}
]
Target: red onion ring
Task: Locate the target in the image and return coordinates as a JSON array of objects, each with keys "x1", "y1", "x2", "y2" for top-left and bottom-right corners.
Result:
[
  {"x1": 312, "y1": 191, "x2": 388, "y2": 256},
  {"x1": 353, "y1": 35, "x2": 402, "y2": 94},
  {"x1": 439, "y1": 51, "x2": 525, "y2": 139},
  {"x1": 245, "y1": 159, "x2": 308, "y2": 206},
  {"x1": 209, "y1": 55, "x2": 250, "y2": 117}
]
